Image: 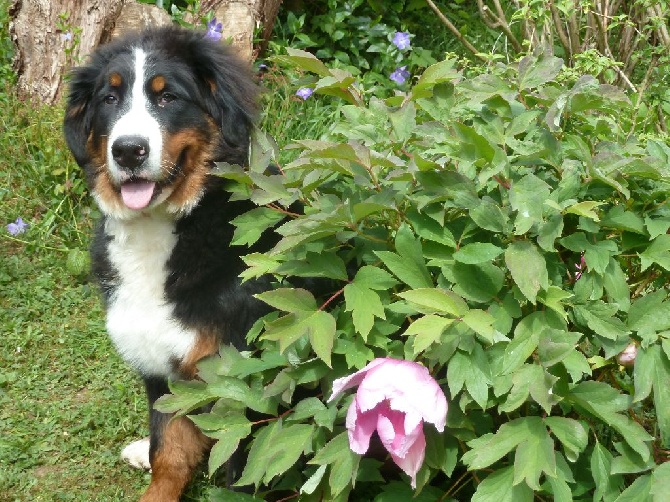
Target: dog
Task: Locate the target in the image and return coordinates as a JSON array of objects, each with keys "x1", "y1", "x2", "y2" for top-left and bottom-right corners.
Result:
[{"x1": 63, "y1": 26, "x2": 277, "y2": 501}]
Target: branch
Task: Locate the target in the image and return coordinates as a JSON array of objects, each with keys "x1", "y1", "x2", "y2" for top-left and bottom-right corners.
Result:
[
  {"x1": 549, "y1": 1, "x2": 573, "y2": 61},
  {"x1": 425, "y1": 0, "x2": 488, "y2": 61},
  {"x1": 476, "y1": 0, "x2": 523, "y2": 52}
]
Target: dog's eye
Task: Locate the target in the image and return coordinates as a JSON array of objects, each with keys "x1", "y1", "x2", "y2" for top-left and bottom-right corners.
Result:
[
  {"x1": 104, "y1": 94, "x2": 118, "y2": 105},
  {"x1": 158, "y1": 92, "x2": 177, "y2": 107}
]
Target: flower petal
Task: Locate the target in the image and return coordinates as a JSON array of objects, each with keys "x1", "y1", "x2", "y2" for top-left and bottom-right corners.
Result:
[
  {"x1": 328, "y1": 358, "x2": 387, "y2": 402},
  {"x1": 356, "y1": 358, "x2": 447, "y2": 431},
  {"x1": 345, "y1": 397, "x2": 379, "y2": 454},
  {"x1": 376, "y1": 405, "x2": 423, "y2": 460},
  {"x1": 389, "y1": 426, "x2": 426, "y2": 489}
]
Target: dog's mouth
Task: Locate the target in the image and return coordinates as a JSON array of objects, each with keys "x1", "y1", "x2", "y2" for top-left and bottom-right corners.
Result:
[{"x1": 120, "y1": 180, "x2": 157, "y2": 210}]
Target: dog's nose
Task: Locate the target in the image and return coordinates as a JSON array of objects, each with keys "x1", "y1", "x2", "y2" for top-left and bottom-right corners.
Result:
[{"x1": 111, "y1": 136, "x2": 150, "y2": 171}]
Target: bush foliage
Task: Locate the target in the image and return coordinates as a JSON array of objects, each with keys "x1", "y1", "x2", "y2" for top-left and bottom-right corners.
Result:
[{"x1": 155, "y1": 49, "x2": 670, "y2": 501}]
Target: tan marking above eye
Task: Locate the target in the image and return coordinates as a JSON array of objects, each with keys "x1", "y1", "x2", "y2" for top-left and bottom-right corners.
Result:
[
  {"x1": 109, "y1": 73, "x2": 122, "y2": 87},
  {"x1": 151, "y1": 75, "x2": 166, "y2": 94}
]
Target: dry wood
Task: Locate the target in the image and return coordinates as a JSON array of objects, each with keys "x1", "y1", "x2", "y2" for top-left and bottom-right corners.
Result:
[{"x1": 10, "y1": 0, "x2": 124, "y2": 104}]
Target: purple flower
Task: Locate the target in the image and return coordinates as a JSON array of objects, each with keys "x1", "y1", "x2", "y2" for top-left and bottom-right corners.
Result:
[
  {"x1": 617, "y1": 342, "x2": 638, "y2": 367},
  {"x1": 205, "y1": 17, "x2": 223, "y2": 42},
  {"x1": 61, "y1": 31, "x2": 73, "y2": 43},
  {"x1": 390, "y1": 66, "x2": 411, "y2": 85},
  {"x1": 295, "y1": 87, "x2": 314, "y2": 100},
  {"x1": 329, "y1": 358, "x2": 448, "y2": 488},
  {"x1": 7, "y1": 217, "x2": 28, "y2": 236},
  {"x1": 574, "y1": 254, "x2": 586, "y2": 280},
  {"x1": 392, "y1": 31, "x2": 411, "y2": 50}
]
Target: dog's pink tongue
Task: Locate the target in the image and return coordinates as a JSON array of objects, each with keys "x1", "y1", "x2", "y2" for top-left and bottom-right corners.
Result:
[{"x1": 120, "y1": 181, "x2": 156, "y2": 210}]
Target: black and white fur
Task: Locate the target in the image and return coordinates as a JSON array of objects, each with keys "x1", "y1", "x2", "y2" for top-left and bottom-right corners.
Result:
[{"x1": 64, "y1": 26, "x2": 275, "y2": 501}]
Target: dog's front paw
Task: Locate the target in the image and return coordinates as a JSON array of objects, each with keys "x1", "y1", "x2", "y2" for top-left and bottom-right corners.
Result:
[{"x1": 120, "y1": 437, "x2": 151, "y2": 471}]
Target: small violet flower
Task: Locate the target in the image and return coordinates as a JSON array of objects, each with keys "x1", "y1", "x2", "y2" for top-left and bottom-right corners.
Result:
[
  {"x1": 295, "y1": 87, "x2": 314, "y2": 100},
  {"x1": 61, "y1": 31, "x2": 73, "y2": 43},
  {"x1": 7, "y1": 217, "x2": 28, "y2": 236},
  {"x1": 205, "y1": 17, "x2": 223, "y2": 42},
  {"x1": 328, "y1": 358, "x2": 448, "y2": 488},
  {"x1": 392, "y1": 31, "x2": 411, "y2": 50},
  {"x1": 390, "y1": 66, "x2": 410, "y2": 85}
]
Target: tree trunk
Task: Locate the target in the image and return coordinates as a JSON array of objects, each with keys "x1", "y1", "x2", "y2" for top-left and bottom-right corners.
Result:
[
  {"x1": 10, "y1": 0, "x2": 125, "y2": 104},
  {"x1": 9, "y1": 0, "x2": 282, "y2": 104},
  {"x1": 204, "y1": 0, "x2": 282, "y2": 60}
]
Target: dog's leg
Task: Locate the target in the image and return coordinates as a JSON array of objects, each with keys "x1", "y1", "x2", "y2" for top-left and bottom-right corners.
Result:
[{"x1": 139, "y1": 378, "x2": 212, "y2": 502}]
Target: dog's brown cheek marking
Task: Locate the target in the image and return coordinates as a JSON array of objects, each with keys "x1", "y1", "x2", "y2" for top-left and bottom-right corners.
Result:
[
  {"x1": 86, "y1": 133, "x2": 123, "y2": 212},
  {"x1": 164, "y1": 123, "x2": 217, "y2": 210},
  {"x1": 139, "y1": 417, "x2": 212, "y2": 502},
  {"x1": 178, "y1": 329, "x2": 219, "y2": 379}
]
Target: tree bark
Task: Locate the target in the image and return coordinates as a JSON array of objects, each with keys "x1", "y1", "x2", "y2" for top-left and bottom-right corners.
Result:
[
  {"x1": 204, "y1": 0, "x2": 282, "y2": 60},
  {"x1": 10, "y1": 0, "x2": 124, "y2": 104},
  {"x1": 9, "y1": 0, "x2": 281, "y2": 104}
]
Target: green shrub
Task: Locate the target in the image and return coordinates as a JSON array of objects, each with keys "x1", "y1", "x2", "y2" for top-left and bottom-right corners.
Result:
[
  {"x1": 4, "y1": 1, "x2": 668, "y2": 497},
  {"x1": 159, "y1": 50, "x2": 670, "y2": 500}
]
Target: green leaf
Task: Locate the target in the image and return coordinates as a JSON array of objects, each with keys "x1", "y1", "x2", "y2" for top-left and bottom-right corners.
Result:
[
  {"x1": 564, "y1": 201, "x2": 603, "y2": 221},
  {"x1": 568, "y1": 381, "x2": 653, "y2": 460},
  {"x1": 635, "y1": 345, "x2": 670, "y2": 447},
  {"x1": 509, "y1": 174, "x2": 551, "y2": 234},
  {"x1": 236, "y1": 421, "x2": 314, "y2": 488},
  {"x1": 352, "y1": 266, "x2": 399, "y2": 290},
  {"x1": 310, "y1": 432, "x2": 359, "y2": 498},
  {"x1": 205, "y1": 415, "x2": 252, "y2": 476},
  {"x1": 154, "y1": 380, "x2": 216, "y2": 415},
  {"x1": 461, "y1": 309, "x2": 496, "y2": 343},
  {"x1": 446, "y1": 345, "x2": 491, "y2": 409},
  {"x1": 344, "y1": 282, "x2": 386, "y2": 341},
  {"x1": 255, "y1": 288, "x2": 317, "y2": 313},
  {"x1": 591, "y1": 442, "x2": 624, "y2": 501},
  {"x1": 402, "y1": 314, "x2": 454, "y2": 354},
  {"x1": 640, "y1": 234, "x2": 670, "y2": 271},
  {"x1": 505, "y1": 241, "x2": 548, "y2": 303},
  {"x1": 230, "y1": 207, "x2": 285, "y2": 247},
  {"x1": 614, "y1": 475, "x2": 651, "y2": 501},
  {"x1": 469, "y1": 198, "x2": 509, "y2": 233},
  {"x1": 512, "y1": 422, "x2": 556, "y2": 490},
  {"x1": 628, "y1": 291, "x2": 670, "y2": 332},
  {"x1": 651, "y1": 463, "x2": 670, "y2": 502},
  {"x1": 263, "y1": 310, "x2": 336, "y2": 366},
  {"x1": 300, "y1": 465, "x2": 327, "y2": 495},
  {"x1": 545, "y1": 417, "x2": 588, "y2": 462},
  {"x1": 273, "y1": 47, "x2": 331, "y2": 76},
  {"x1": 376, "y1": 250, "x2": 432, "y2": 289},
  {"x1": 518, "y1": 54, "x2": 564, "y2": 90},
  {"x1": 453, "y1": 243, "x2": 504, "y2": 264},
  {"x1": 471, "y1": 466, "x2": 533, "y2": 502},
  {"x1": 452, "y1": 262, "x2": 505, "y2": 303},
  {"x1": 501, "y1": 313, "x2": 547, "y2": 375},
  {"x1": 463, "y1": 416, "x2": 544, "y2": 469},
  {"x1": 397, "y1": 288, "x2": 468, "y2": 317},
  {"x1": 574, "y1": 303, "x2": 629, "y2": 341}
]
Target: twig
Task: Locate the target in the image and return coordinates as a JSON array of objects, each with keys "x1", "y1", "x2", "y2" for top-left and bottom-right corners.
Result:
[
  {"x1": 476, "y1": 0, "x2": 523, "y2": 52},
  {"x1": 425, "y1": 0, "x2": 488, "y2": 61}
]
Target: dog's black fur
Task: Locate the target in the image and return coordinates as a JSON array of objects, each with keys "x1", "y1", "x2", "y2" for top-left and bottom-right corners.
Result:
[{"x1": 64, "y1": 26, "x2": 277, "y2": 501}]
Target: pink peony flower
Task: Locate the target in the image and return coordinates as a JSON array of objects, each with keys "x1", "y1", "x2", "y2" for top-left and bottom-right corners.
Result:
[{"x1": 328, "y1": 358, "x2": 448, "y2": 488}]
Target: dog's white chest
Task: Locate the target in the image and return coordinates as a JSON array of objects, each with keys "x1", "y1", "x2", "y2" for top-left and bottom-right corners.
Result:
[{"x1": 104, "y1": 215, "x2": 196, "y2": 377}]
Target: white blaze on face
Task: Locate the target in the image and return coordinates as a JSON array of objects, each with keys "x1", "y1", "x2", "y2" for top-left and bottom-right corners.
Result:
[{"x1": 107, "y1": 48, "x2": 163, "y2": 185}]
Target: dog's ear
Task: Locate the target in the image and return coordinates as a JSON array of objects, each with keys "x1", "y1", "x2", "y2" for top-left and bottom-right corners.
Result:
[
  {"x1": 190, "y1": 38, "x2": 260, "y2": 166},
  {"x1": 63, "y1": 65, "x2": 98, "y2": 168}
]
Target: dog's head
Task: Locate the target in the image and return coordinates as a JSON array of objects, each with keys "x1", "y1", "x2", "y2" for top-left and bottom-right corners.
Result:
[{"x1": 64, "y1": 26, "x2": 258, "y2": 219}]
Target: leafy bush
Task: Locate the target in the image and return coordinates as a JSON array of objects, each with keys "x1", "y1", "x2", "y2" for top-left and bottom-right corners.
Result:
[{"x1": 159, "y1": 49, "x2": 670, "y2": 500}]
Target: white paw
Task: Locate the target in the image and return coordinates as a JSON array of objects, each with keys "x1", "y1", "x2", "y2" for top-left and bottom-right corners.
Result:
[{"x1": 120, "y1": 437, "x2": 151, "y2": 471}]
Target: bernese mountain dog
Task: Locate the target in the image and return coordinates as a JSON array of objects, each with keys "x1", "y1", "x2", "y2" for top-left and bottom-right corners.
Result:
[{"x1": 63, "y1": 26, "x2": 277, "y2": 501}]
